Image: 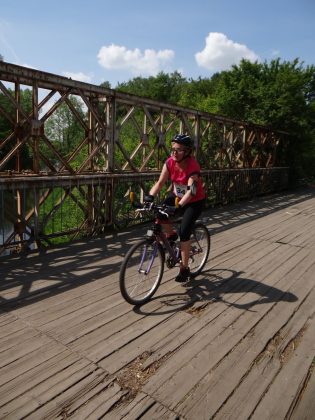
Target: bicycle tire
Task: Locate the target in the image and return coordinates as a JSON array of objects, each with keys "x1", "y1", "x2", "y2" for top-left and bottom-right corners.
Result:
[
  {"x1": 119, "y1": 239, "x2": 165, "y2": 305},
  {"x1": 189, "y1": 223, "x2": 210, "y2": 277}
]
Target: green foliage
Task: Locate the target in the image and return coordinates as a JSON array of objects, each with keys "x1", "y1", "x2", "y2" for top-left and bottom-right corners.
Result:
[
  {"x1": 116, "y1": 71, "x2": 187, "y2": 104},
  {"x1": 211, "y1": 59, "x2": 314, "y2": 128},
  {"x1": 43, "y1": 95, "x2": 87, "y2": 170},
  {"x1": 99, "y1": 81, "x2": 112, "y2": 89},
  {"x1": 177, "y1": 76, "x2": 218, "y2": 112},
  {"x1": 207, "y1": 59, "x2": 315, "y2": 180}
]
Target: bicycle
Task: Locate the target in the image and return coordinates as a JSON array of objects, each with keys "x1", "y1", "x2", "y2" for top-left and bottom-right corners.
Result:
[{"x1": 119, "y1": 197, "x2": 210, "y2": 305}]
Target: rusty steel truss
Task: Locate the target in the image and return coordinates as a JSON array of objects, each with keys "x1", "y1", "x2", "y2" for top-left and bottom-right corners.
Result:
[{"x1": 0, "y1": 62, "x2": 289, "y2": 256}]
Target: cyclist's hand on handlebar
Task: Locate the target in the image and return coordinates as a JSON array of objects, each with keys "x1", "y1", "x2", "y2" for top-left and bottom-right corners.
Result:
[
  {"x1": 144, "y1": 194, "x2": 154, "y2": 203},
  {"x1": 157, "y1": 205, "x2": 176, "y2": 219}
]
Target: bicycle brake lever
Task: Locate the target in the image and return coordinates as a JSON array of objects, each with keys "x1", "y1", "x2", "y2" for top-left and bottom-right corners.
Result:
[{"x1": 158, "y1": 209, "x2": 170, "y2": 218}]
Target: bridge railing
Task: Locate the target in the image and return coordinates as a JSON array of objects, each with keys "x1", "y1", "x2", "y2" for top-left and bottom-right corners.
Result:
[{"x1": 0, "y1": 62, "x2": 289, "y2": 256}]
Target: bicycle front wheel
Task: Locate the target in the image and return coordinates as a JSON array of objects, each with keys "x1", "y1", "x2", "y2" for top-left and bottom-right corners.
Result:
[
  {"x1": 119, "y1": 239, "x2": 165, "y2": 305},
  {"x1": 189, "y1": 223, "x2": 210, "y2": 277}
]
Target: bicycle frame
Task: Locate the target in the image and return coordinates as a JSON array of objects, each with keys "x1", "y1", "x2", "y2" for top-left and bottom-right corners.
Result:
[{"x1": 151, "y1": 211, "x2": 182, "y2": 246}]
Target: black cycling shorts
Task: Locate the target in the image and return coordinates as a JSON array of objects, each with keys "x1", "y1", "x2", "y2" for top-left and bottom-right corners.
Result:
[{"x1": 163, "y1": 195, "x2": 205, "y2": 242}]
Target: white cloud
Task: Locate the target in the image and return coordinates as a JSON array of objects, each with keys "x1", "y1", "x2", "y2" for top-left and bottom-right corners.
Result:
[
  {"x1": 195, "y1": 32, "x2": 259, "y2": 71},
  {"x1": 62, "y1": 71, "x2": 92, "y2": 83},
  {"x1": 97, "y1": 44, "x2": 175, "y2": 76}
]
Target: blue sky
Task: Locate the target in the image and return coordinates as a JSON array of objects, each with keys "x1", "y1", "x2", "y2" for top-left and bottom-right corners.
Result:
[{"x1": 1, "y1": 0, "x2": 314, "y2": 88}]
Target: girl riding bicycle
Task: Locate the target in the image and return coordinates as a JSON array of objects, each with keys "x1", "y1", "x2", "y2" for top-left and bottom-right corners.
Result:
[{"x1": 145, "y1": 133, "x2": 206, "y2": 283}]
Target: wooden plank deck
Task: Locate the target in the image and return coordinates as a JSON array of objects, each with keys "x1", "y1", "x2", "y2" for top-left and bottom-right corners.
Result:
[{"x1": 0, "y1": 187, "x2": 314, "y2": 420}]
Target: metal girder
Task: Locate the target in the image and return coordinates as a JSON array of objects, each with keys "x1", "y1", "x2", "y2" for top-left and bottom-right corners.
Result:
[{"x1": 0, "y1": 61, "x2": 289, "y2": 256}]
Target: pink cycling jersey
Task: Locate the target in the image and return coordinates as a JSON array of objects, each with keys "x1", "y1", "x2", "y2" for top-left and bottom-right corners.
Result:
[{"x1": 166, "y1": 156, "x2": 205, "y2": 203}]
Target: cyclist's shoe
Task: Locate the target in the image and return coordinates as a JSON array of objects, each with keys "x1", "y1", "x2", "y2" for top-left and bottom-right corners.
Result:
[
  {"x1": 175, "y1": 267, "x2": 190, "y2": 283},
  {"x1": 166, "y1": 232, "x2": 178, "y2": 242}
]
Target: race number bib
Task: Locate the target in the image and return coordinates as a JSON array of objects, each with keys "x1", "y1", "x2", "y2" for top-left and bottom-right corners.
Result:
[{"x1": 174, "y1": 183, "x2": 187, "y2": 198}]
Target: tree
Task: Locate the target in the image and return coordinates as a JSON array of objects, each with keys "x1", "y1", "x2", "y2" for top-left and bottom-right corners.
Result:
[
  {"x1": 208, "y1": 59, "x2": 315, "y2": 179},
  {"x1": 178, "y1": 76, "x2": 218, "y2": 112},
  {"x1": 116, "y1": 71, "x2": 187, "y2": 104},
  {"x1": 44, "y1": 95, "x2": 86, "y2": 169},
  {"x1": 99, "y1": 81, "x2": 111, "y2": 89}
]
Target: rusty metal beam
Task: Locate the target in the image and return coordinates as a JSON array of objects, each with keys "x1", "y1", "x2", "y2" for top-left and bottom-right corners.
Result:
[{"x1": 0, "y1": 61, "x2": 289, "y2": 256}]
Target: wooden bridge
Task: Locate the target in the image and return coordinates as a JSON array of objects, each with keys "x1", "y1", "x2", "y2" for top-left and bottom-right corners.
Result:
[{"x1": 0, "y1": 187, "x2": 314, "y2": 419}]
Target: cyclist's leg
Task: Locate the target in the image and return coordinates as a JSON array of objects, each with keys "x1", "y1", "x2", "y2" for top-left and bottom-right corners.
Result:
[{"x1": 179, "y1": 200, "x2": 204, "y2": 268}]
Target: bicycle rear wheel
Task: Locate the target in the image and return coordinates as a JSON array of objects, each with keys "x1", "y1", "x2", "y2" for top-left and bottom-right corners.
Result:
[
  {"x1": 189, "y1": 223, "x2": 210, "y2": 277},
  {"x1": 119, "y1": 239, "x2": 165, "y2": 305}
]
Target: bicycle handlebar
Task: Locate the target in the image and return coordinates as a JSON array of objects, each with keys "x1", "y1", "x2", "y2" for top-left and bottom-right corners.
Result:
[{"x1": 135, "y1": 202, "x2": 176, "y2": 219}]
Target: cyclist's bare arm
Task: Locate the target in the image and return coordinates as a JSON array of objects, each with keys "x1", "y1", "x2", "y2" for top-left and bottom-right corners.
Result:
[
  {"x1": 178, "y1": 174, "x2": 199, "y2": 207},
  {"x1": 149, "y1": 163, "x2": 169, "y2": 196}
]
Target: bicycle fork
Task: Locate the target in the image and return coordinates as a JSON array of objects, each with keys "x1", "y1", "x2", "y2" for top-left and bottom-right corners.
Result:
[{"x1": 138, "y1": 242, "x2": 158, "y2": 275}]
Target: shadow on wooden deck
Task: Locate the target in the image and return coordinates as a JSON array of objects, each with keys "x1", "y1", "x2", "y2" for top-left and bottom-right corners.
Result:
[{"x1": 133, "y1": 268, "x2": 298, "y2": 317}]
